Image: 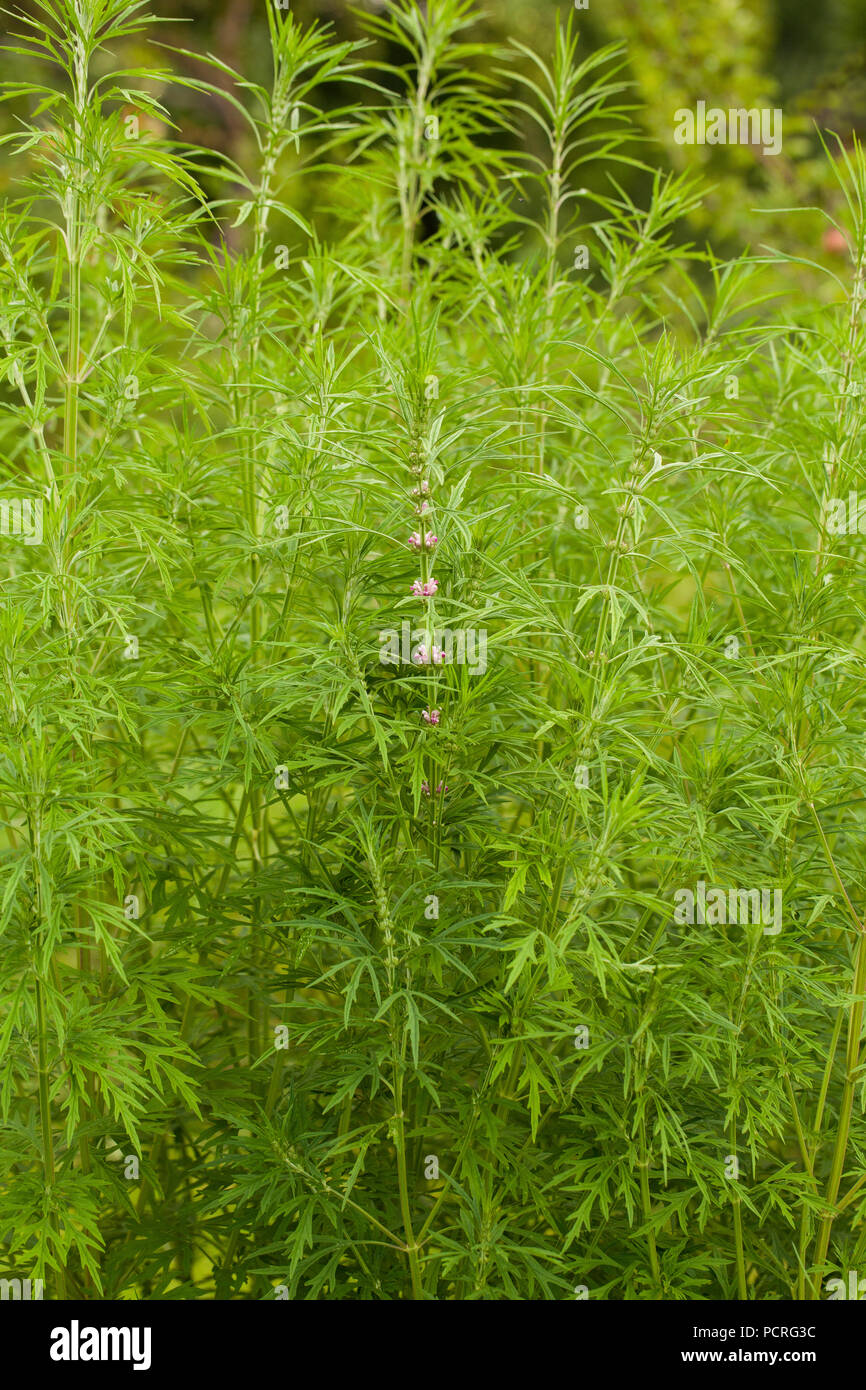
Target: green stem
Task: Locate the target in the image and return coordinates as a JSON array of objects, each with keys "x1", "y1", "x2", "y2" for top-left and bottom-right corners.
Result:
[
  {"x1": 637, "y1": 1116, "x2": 660, "y2": 1291},
  {"x1": 729, "y1": 1117, "x2": 747, "y2": 1300},
  {"x1": 35, "y1": 974, "x2": 67, "y2": 1299},
  {"x1": 392, "y1": 1053, "x2": 423, "y2": 1300},
  {"x1": 811, "y1": 928, "x2": 866, "y2": 1297}
]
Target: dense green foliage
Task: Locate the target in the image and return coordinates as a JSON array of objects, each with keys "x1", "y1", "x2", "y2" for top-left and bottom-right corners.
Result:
[{"x1": 1, "y1": 0, "x2": 865, "y2": 1301}]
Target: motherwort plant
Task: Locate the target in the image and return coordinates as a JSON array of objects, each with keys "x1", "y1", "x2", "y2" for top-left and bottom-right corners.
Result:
[{"x1": 0, "y1": 0, "x2": 864, "y2": 1302}]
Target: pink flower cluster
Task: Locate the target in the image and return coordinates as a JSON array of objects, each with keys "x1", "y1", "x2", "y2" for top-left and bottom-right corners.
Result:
[
  {"x1": 421, "y1": 780, "x2": 448, "y2": 797},
  {"x1": 413, "y1": 644, "x2": 446, "y2": 667},
  {"x1": 406, "y1": 448, "x2": 449, "y2": 809}
]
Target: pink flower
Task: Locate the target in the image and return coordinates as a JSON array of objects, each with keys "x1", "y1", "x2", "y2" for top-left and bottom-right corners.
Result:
[
  {"x1": 422, "y1": 708, "x2": 440, "y2": 725},
  {"x1": 412, "y1": 577, "x2": 438, "y2": 598},
  {"x1": 412, "y1": 645, "x2": 447, "y2": 667},
  {"x1": 412, "y1": 481, "x2": 430, "y2": 496},
  {"x1": 422, "y1": 778, "x2": 450, "y2": 800},
  {"x1": 421, "y1": 780, "x2": 448, "y2": 797},
  {"x1": 418, "y1": 500, "x2": 431, "y2": 516},
  {"x1": 409, "y1": 531, "x2": 438, "y2": 550}
]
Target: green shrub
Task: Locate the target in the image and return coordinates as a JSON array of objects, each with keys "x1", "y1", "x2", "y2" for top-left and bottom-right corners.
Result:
[{"x1": 1, "y1": 0, "x2": 865, "y2": 1301}]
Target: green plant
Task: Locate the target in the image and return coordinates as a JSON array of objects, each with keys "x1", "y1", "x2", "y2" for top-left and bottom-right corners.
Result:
[{"x1": 1, "y1": 0, "x2": 865, "y2": 1302}]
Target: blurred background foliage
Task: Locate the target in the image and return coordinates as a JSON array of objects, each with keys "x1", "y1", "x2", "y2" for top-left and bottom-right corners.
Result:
[
  {"x1": 191, "y1": 0, "x2": 861, "y2": 271},
  {"x1": 4, "y1": 0, "x2": 866, "y2": 292}
]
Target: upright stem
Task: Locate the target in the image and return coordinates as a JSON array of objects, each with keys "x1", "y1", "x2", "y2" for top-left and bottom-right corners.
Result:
[
  {"x1": 537, "y1": 128, "x2": 563, "y2": 476},
  {"x1": 35, "y1": 973, "x2": 67, "y2": 1298},
  {"x1": 805, "y1": 799, "x2": 866, "y2": 1295},
  {"x1": 400, "y1": 52, "x2": 432, "y2": 300},
  {"x1": 64, "y1": 254, "x2": 80, "y2": 483},
  {"x1": 33, "y1": 961, "x2": 67, "y2": 1295},
  {"x1": 392, "y1": 1049, "x2": 423, "y2": 1300},
  {"x1": 374, "y1": 842, "x2": 422, "y2": 1298},
  {"x1": 34, "y1": 977, "x2": 54, "y2": 1181},
  {"x1": 64, "y1": 36, "x2": 85, "y2": 508},
  {"x1": 729, "y1": 1117, "x2": 747, "y2": 1300},
  {"x1": 811, "y1": 929, "x2": 866, "y2": 1296},
  {"x1": 637, "y1": 1115, "x2": 660, "y2": 1291},
  {"x1": 237, "y1": 108, "x2": 279, "y2": 1069}
]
